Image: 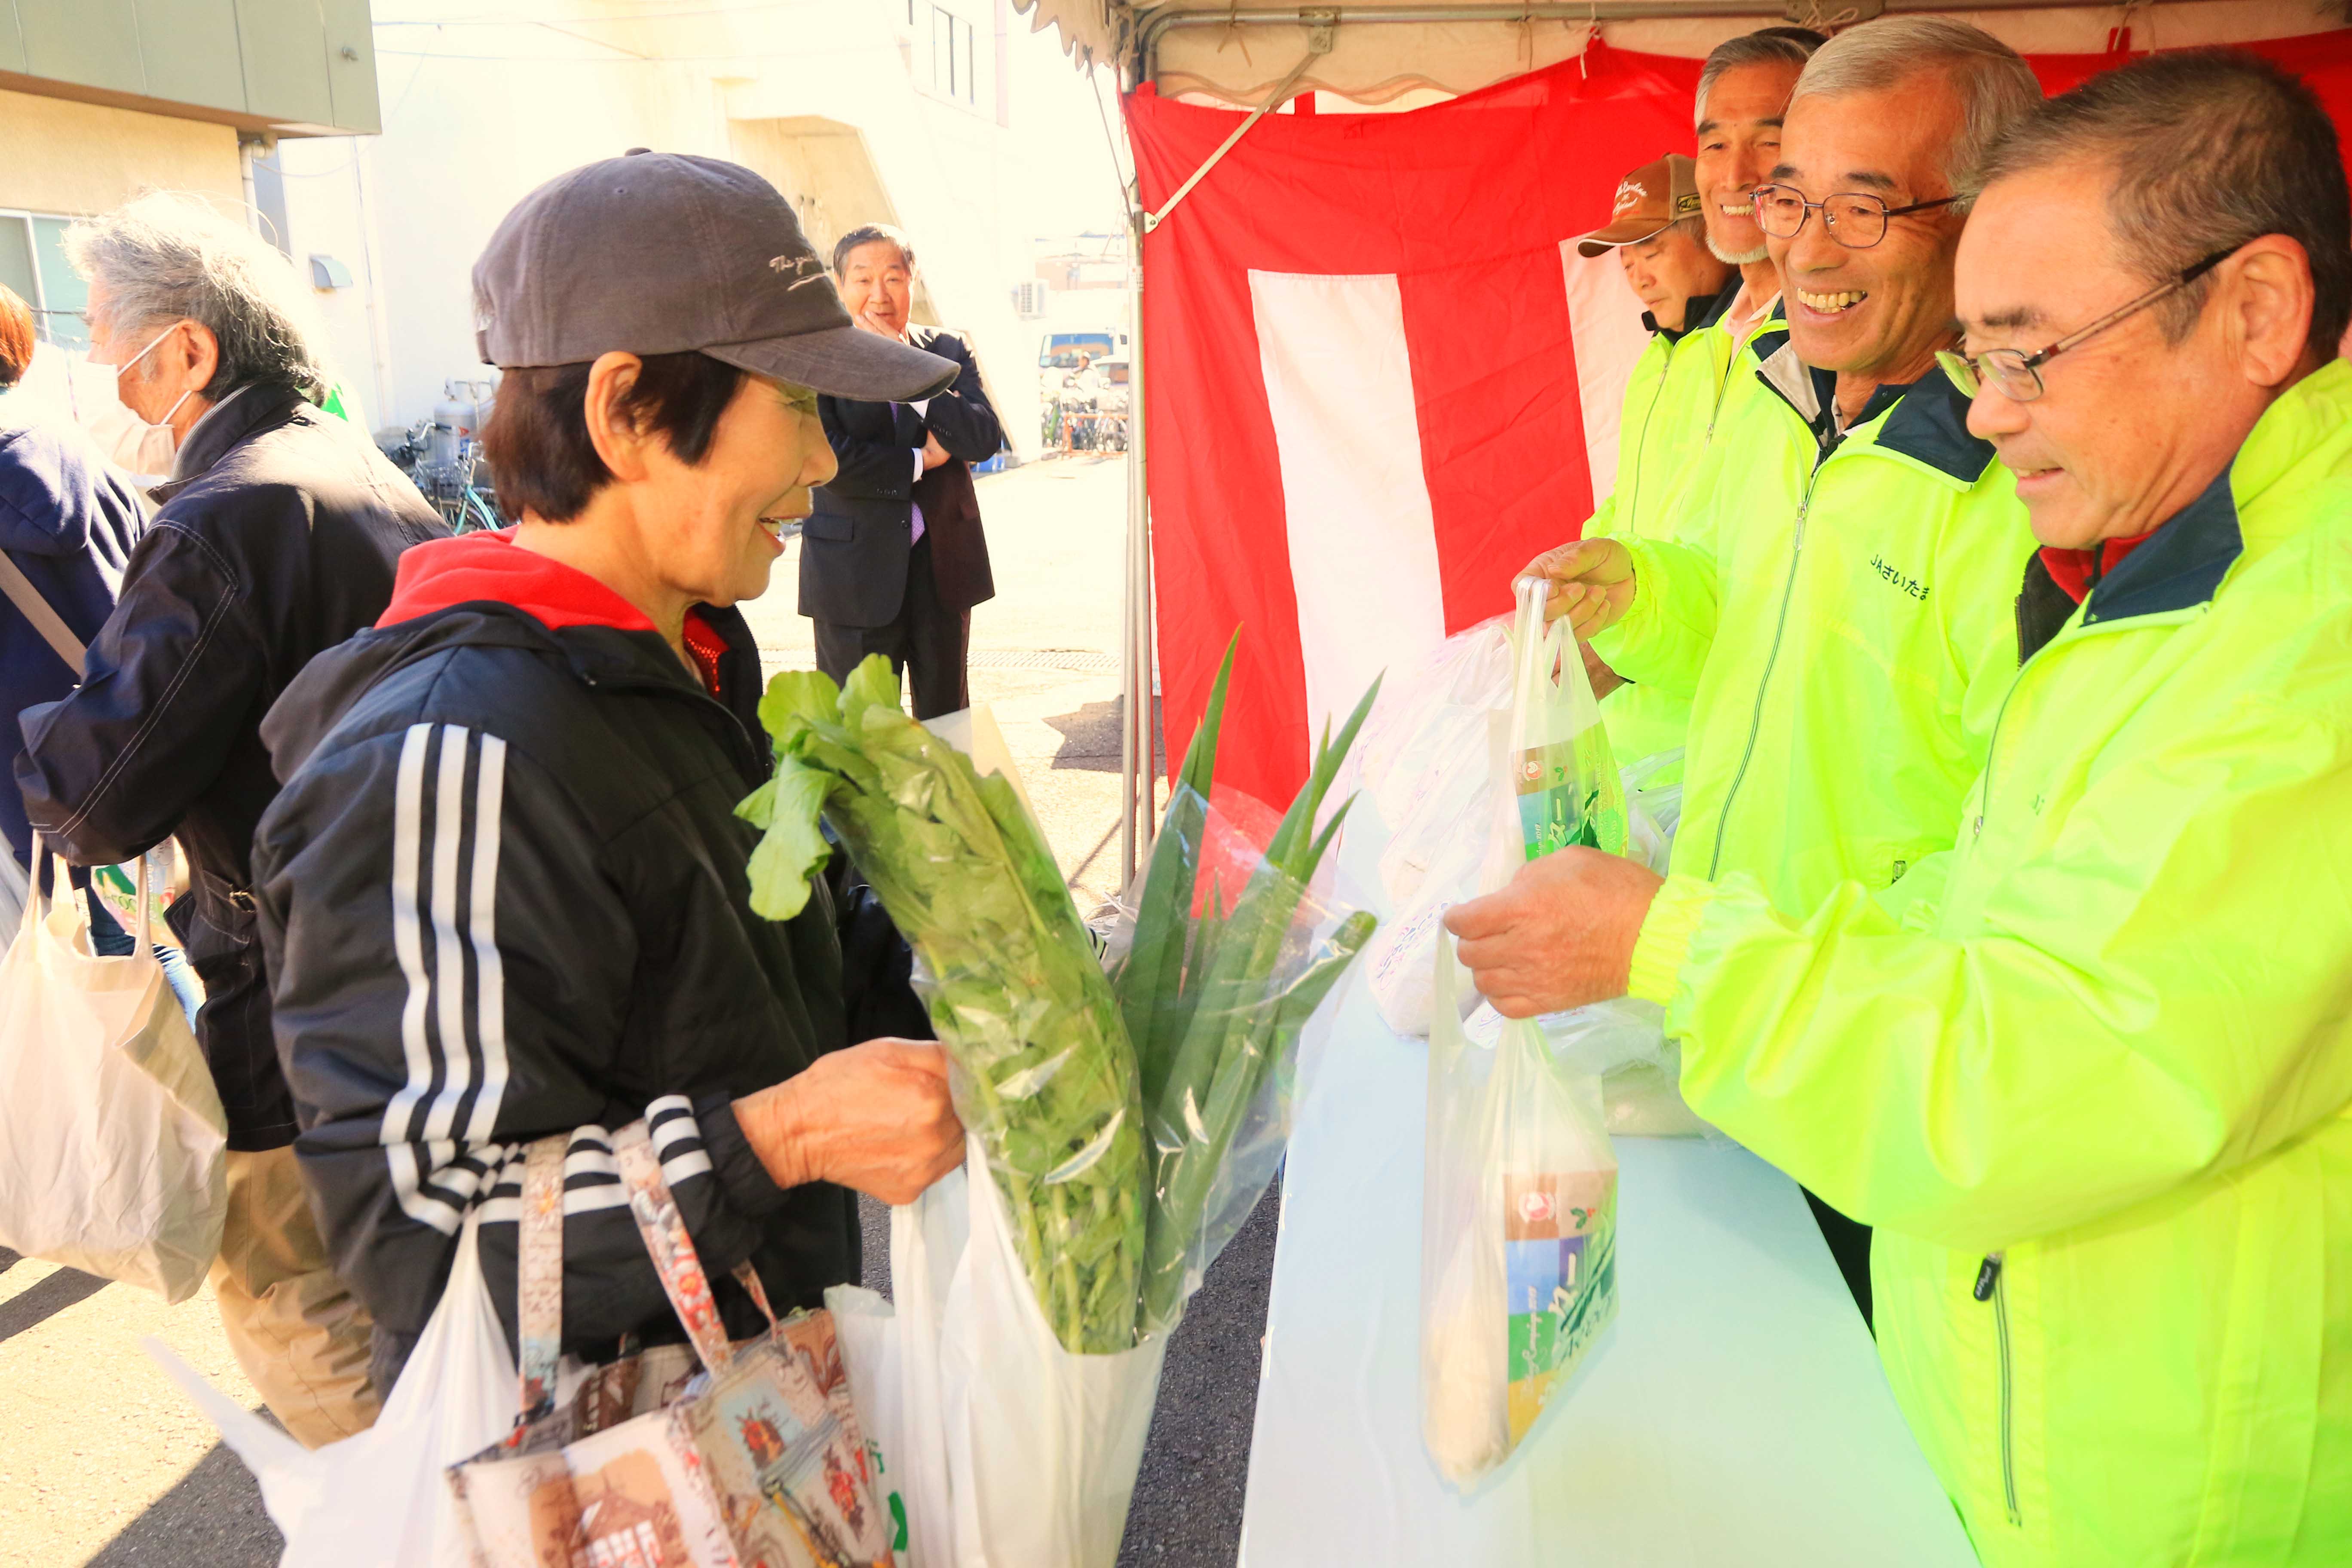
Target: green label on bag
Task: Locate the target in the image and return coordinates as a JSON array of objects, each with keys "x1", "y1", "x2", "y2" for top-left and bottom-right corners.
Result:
[{"x1": 1502, "y1": 1169, "x2": 1618, "y2": 1439}]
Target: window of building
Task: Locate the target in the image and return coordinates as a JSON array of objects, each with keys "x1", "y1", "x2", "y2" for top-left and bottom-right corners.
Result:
[
  {"x1": 918, "y1": 3, "x2": 983, "y2": 108},
  {"x1": 0, "y1": 210, "x2": 89, "y2": 349}
]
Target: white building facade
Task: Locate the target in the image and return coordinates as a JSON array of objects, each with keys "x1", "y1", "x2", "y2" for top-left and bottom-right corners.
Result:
[{"x1": 275, "y1": 0, "x2": 1088, "y2": 455}]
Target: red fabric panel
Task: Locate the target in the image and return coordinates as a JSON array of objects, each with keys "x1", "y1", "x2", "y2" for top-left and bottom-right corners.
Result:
[{"x1": 1127, "y1": 41, "x2": 1696, "y2": 808}]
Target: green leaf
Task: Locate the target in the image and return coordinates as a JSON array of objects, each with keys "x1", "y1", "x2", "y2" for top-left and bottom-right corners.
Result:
[
  {"x1": 839, "y1": 653, "x2": 903, "y2": 728},
  {"x1": 758, "y1": 669, "x2": 841, "y2": 752},
  {"x1": 741, "y1": 757, "x2": 834, "y2": 920}
]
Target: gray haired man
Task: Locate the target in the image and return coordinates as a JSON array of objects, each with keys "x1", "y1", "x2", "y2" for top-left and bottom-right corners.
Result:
[
  {"x1": 15, "y1": 192, "x2": 445, "y2": 1444},
  {"x1": 1518, "y1": 17, "x2": 2046, "y2": 1321}
]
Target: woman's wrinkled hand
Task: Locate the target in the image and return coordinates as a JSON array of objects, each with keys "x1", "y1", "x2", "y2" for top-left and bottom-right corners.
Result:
[{"x1": 737, "y1": 1037, "x2": 964, "y2": 1206}]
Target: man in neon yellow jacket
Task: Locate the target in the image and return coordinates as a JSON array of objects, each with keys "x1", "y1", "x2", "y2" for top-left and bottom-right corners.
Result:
[
  {"x1": 1576, "y1": 29, "x2": 1820, "y2": 780},
  {"x1": 1528, "y1": 17, "x2": 2046, "y2": 1314},
  {"x1": 1452, "y1": 51, "x2": 2352, "y2": 1565},
  {"x1": 1570, "y1": 150, "x2": 1733, "y2": 772}
]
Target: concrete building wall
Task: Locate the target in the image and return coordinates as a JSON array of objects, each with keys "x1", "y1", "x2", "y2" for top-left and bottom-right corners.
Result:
[{"x1": 0, "y1": 88, "x2": 242, "y2": 215}]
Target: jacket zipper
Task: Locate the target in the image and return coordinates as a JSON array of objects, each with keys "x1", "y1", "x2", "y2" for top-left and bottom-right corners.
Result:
[
  {"x1": 1620, "y1": 339, "x2": 1675, "y2": 536},
  {"x1": 585, "y1": 665, "x2": 768, "y2": 778},
  {"x1": 1704, "y1": 460, "x2": 1821, "y2": 881},
  {"x1": 1974, "y1": 1251, "x2": 2022, "y2": 1526}
]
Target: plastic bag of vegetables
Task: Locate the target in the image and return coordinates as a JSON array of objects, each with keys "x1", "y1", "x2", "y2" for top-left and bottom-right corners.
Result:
[
  {"x1": 1418, "y1": 576, "x2": 1629, "y2": 1489},
  {"x1": 740, "y1": 647, "x2": 1375, "y2": 1566},
  {"x1": 1420, "y1": 932, "x2": 1619, "y2": 1488}
]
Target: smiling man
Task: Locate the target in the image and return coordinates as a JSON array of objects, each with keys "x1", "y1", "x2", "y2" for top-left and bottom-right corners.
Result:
[
  {"x1": 1453, "y1": 49, "x2": 2352, "y2": 1566},
  {"x1": 1693, "y1": 27, "x2": 1822, "y2": 368},
  {"x1": 1519, "y1": 16, "x2": 2042, "y2": 1317},
  {"x1": 801, "y1": 223, "x2": 1001, "y2": 720},
  {"x1": 1559, "y1": 31, "x2": 1820, "y2": 778}
]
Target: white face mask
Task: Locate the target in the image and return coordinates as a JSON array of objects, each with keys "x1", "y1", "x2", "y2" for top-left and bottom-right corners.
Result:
[{"x1": 98, "y1": 324, "x2": 197, "y2": 478}]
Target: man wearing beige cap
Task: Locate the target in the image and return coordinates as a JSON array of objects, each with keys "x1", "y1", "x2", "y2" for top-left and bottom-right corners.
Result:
[
  {"x1": 250, "y1": 150, "x2": 966, "y2": 1394},
  {"x1": 1569, "y1": 152, "x2": 1733, "y2": 777}
]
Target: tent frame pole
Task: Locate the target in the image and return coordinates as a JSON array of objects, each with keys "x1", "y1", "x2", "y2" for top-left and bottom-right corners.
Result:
[
  {"x1": 1118, "y1": 200, "x2": 1154, "y2": 892},
  {"x1": 1130, "y1": 0, "x2": 2192, "y2": 83}
]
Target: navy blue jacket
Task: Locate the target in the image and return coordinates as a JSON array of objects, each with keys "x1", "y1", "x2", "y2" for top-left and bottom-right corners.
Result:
[{"x1": 0, "y1": 395, "x2": 145, "y2": 867}]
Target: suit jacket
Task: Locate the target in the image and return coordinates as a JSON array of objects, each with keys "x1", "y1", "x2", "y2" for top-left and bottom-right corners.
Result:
[{"x1": 801, "y1": 323, "x2": 1000, "y2": 627}]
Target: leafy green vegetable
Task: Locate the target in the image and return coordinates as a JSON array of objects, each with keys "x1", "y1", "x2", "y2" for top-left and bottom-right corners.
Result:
[
  {"x1": 741, "y1": 641, "x2": 1381, "y2": 1354},
  {"x1": 740, "y1": 658, "x2": 1146, "y2": 1354}
]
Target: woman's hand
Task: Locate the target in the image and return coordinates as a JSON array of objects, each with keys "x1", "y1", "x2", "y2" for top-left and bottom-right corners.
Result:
[
  {"x1": 1516, "y1": 538, "x2": 1638, "y2": 640},
  {"x1": 736, "y1": 1038, "x2": 964, "y2": 1206}
]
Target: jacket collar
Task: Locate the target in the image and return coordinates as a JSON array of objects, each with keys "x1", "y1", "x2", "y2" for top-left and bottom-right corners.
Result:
[
  {"x1": 155, "y1": 381, "x2": 305, "y2": 495},
  {"x1": 1688, "y1": 273, "x2": 1745, "y2": 334},
  {"x1": 1754, "y1": 337, "x2": 1995, "y2": 483},
  {"x1": 2079, "y1": 465, "x2": 2242, "y2": 628}
]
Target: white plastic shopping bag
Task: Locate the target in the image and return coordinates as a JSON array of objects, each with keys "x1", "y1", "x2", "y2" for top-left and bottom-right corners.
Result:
[
  {"x1": 150, "y1": 1202, "x2": 522, "y2": 1568},
  {"x1": 0, "y1": 845, "x2": 26, "y2": 955},
  {"x1": 854, "y1": 1145, "x2": 1168, "y2": 1568},
  {"x1": 1420, "y1": 935, "x2": 1619, "y2": 1489},
  {"x1": 0, "y1": 838, "x2": 224, "y2": 1300}
]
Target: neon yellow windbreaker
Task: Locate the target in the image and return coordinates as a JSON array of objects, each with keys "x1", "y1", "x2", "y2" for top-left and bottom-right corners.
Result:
[
  {"x1": 1630, "y1": 359, "x2": 2352, "y2": 1566},
  {"x1": 1583, "y1": 294, "x2": 1780, "y2": 776},
  {"x1": 1590, "y1": 338, "x2": 2037, "y2": 909}
]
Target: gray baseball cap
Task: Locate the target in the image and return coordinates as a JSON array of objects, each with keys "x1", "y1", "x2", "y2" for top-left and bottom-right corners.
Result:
[{"x1": 471, "y1": 149, "x2": 957, "y2": 402}]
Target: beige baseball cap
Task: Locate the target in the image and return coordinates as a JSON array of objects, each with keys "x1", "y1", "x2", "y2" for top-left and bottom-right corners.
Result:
[
  {"x1": 1574, "y1": 154, "x2": 1704, "y2": 258},
  {"x1": 472, "y1": 149, "x2": 957, "y2": 401}
]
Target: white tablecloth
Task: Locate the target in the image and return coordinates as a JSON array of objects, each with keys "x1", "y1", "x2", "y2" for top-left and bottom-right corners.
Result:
[{"x1": 1237, "y1": 967, "x2": 1981, "y2": 1567}]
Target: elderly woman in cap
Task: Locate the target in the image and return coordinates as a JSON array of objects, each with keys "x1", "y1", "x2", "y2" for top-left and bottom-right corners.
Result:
[{"x1": 251, "y1": 152, "x2": 965, "y2": 1393}]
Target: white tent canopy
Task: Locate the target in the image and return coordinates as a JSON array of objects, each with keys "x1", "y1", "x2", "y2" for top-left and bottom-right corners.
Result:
[{"x1": 1016, "y1": 0, "x2": 2344, "y2": 103}]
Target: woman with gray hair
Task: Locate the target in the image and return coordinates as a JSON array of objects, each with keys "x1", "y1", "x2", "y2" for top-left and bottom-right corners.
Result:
[{"x1": 14, "y1": 192, "x2": 447, "y2": 1447}]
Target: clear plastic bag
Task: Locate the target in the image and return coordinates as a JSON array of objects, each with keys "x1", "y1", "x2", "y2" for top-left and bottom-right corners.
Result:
[
  {"x1": 1506, "y1": 574, "x2": 1629, "y2": 861},
  {"x1": 1421, "y1": 935, "x2": 1619, "y2": 1488},
  {"x1": 1100, "y1": 787, "x2": 1374, "y2": 1334},
  {"x1": 1357, "y1": 584, "x2": 1645, "y2": 1038}
]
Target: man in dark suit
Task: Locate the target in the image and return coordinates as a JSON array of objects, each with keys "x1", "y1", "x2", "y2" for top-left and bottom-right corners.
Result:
[{"x1": 801, "y1": 224, "x2": 999, "y2": 718}]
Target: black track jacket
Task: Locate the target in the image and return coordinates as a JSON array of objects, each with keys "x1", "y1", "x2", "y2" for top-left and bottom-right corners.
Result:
[{"x1": 252, "y1": 532, "x2": 856, "y2": 1391}]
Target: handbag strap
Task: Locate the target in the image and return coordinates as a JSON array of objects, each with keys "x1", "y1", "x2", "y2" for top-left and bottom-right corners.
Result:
[
  {"x1": 509, "y1": 1118, "x2": 784, "y2": 1415},
  {"x1": 0, "y1": 549, "x2": 87, "y2": 677},
  {"x1": 514, "y1": 1133, "x2": 569, "y2": 1420},
  {"x1": 612, "y1": 1121, "x2": 780, "y2": 1378},
  {"x1": 19, "y1": 832, "x2": 148, "y2": 950}
]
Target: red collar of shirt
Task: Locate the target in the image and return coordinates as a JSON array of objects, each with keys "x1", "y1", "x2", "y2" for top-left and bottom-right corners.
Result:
[
  {"x1": 2038, "y1": 529, "x2": 2157, "y2": 605},
  {"x1": 381, "y1": 529, "x2": 727, "y2": 695}
]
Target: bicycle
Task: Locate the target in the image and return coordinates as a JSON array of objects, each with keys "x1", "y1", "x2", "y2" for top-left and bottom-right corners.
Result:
[{"x1": 380, "y1": 417, "x2": 508, "y2": 533}]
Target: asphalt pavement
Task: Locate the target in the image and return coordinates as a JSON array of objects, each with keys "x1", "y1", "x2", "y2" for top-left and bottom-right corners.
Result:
[{"x1": 1, "y1": 453, "x2": 1278, "y2": 1568}]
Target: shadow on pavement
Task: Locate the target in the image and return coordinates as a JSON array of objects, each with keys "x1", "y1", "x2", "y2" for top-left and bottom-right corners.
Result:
[
  {"x1": 1045, "y1": 698, "x2": 1123, "y2": 772},
  {"x1": 87, "y1": 1439, "x2": 282, "y2": 1567},
  {"x1": 0, "y1": 1265, "x2": 109, "y2": 1345}
]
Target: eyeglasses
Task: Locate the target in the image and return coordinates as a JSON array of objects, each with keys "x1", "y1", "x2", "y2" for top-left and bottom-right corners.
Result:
[
  {"x1": 1936, "y1": 245, "x2": 2239, "y2": 403},
  {"x1": 1751, "y1": 184, "x2": 1960, "y2": 249}
]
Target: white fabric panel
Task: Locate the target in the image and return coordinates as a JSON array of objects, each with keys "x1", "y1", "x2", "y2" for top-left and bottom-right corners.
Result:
[
  {"x1": 1559, "y1": 241, "x2": 1657, "y2": 511},
  {"x1": 1249, "y1": 270, "x2": 1449, "y2": 742}
]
